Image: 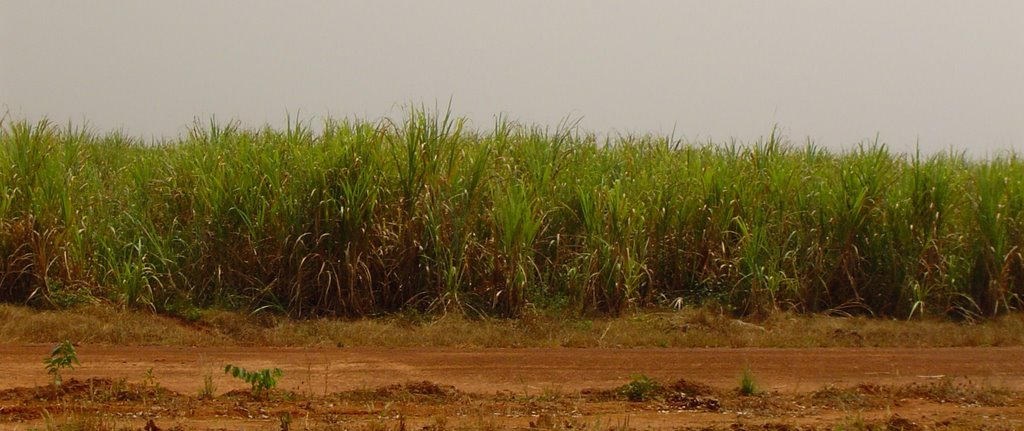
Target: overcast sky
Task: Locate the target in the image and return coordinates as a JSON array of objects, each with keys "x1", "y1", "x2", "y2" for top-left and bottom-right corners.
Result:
[{"x1": 2, "y1": 1, "x2": 1022, "y2": 155}]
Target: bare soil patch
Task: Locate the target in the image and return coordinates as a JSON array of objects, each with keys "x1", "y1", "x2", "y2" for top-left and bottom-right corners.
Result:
[{"x1": 2, "y1": 345, "x2": 1023, "y2": 430}]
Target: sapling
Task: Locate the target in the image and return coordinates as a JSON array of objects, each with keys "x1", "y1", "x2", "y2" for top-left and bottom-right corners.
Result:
[
  {"x1": 224, "y1": 364, "x2": 283, "y2": 398},
  {"x1": 44, "y1": 340, "x2": 80, "y2": 387}
]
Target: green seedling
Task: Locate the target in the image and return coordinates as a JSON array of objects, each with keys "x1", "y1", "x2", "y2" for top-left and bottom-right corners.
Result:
[
  {"x1": 44, "y1": 340, "x2": 80, "y2": 387},
  {"x1": 224, "y1": 364, "x2": 283, "y2": 398}
]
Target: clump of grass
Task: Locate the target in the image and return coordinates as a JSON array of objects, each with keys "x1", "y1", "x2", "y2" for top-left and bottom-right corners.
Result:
[
  {"x1": 198, "y1": 373, "x2": 216, "y2": 399},
  {"x1": 3, "y1": 110, "x2": 1024, "y2": 320},
  {"x1": 738, "y1": 366, "x2": 759, "y2": 396}
]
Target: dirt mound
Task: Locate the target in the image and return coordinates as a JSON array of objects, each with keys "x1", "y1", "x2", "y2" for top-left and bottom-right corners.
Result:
[
  {"x1": 665, "y1": 391, "x2": 721, "y2": 411},
  {"x1": 667, "y1": 377, "x2": 717, "y2": 396},
  {"x1": 579, "y1": 376, "x2": 724, "y2": 411},
  {"x1": 373, "y1": 381, "x2": 463, "y2": 401},
  {"x1": 0, "y1": 378, "x2": 174, "y2": 403},
  {"x1": 898, "y1": 377, "x2": 1011, "y2": 406}
]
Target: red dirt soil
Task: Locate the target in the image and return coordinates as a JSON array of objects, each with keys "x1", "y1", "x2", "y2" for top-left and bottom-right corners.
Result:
[
  {"x1": 2, "y1": 345, "x2": 1023, "y2": 430},
  {"x1": 3, "y1": 346, "x2": 1022, "y2": 393}
]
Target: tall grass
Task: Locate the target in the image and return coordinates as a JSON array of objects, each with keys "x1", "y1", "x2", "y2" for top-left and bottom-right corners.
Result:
[{"x1": 2, "y1": 111, "x2": 1023, "y2": 318}]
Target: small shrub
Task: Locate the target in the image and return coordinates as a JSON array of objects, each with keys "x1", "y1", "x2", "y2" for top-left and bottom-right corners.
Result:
[
  {"x1": 43, "y1": 340, "x2": 80, "y2": 387},
  {"x1": 620, "y1": 374, "x2": 661, "y2": 402},
  {"x1": 224, "y1": 364, "x2": 283, "y2": 398},
  {"x1": 738, "y1": 366, "x2": 759, "y2": 396}
]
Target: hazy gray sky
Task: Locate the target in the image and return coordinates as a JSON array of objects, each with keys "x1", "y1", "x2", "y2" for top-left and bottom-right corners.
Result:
[{"x1": 2, "y1": 1, "x2": 1022, "y2": 154}]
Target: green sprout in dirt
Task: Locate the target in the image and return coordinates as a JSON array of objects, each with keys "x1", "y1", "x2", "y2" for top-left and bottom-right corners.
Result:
[
  {"x1": 224, "y1": 364, "x2": 283, "y2": 398},
  {"x1": 44, "y1": 340, "x2": 80, "y2": 387},
  {"x1": 198, "y1": 373, "x2": 217, "y2": 399},
  {"x1": 739, "y1": 366, "x2": 759, "y2": 396}
]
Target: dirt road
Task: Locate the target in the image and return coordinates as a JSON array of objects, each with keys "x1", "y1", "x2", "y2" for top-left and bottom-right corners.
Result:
[
  {"x1": 3, "y1": 345, "x2": 1024, "y2": 430},
  {"x1": 2, "y1": 345, "x2": 1022, "y2": 394}
]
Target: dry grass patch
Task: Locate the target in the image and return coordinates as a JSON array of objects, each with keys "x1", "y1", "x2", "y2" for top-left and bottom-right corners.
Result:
[
  {"x1": 0, "y1": 304, "x2": 214, "y2": 345},
  {"x1": 806, "y1": 378, "x2": 1014, "y2": 410},
  {"x1": 3, "y1": 304, "x2": 1024, "y2": 348}
]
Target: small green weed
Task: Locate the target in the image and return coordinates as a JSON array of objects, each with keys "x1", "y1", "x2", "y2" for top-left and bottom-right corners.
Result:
[
  {"x1": 224, "y1": 364, "x2": 283, "y2": 398},
  {"x1": 198, "y1": 373, "x2": 217, "y2": 399},
  {"x1": 620, "y1": 374, "x2": 661, "y2": 402},
  {"x1": 739, "y1": 366, "x2": 759, "y2": 396},
  {"x1": 43, "y1": 340, "x2": 80, "y2": 387}
]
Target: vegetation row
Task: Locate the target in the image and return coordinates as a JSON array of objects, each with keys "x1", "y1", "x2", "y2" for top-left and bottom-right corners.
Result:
[{"x1": 2, "y1": 110, "x2": 1023, "y2": 319}]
